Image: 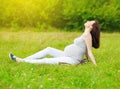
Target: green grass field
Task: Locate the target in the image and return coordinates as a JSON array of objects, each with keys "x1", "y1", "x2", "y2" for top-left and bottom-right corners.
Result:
[{"x1": 0, "y1": 30, "x2": 120, "y2": 89}]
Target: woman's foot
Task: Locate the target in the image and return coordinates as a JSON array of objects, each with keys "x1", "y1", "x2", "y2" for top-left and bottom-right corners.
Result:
[{"x1": 9, "y1": 53, "x2": 22, "y2": 62}]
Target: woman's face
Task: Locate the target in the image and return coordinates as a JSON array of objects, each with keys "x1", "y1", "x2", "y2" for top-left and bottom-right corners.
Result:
[{"x1": 84, "y1": 21, "x2": 96, "y2": 28}]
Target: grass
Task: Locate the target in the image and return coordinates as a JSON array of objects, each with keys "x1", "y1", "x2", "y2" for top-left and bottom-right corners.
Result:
[{"x1": 0, "y1": 29, "x2": 120, "y2": 89}]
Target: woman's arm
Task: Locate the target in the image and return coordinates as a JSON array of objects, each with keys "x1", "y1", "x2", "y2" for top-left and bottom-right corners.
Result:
[
  {"x1": 86, "y1": 49, "x2": 97, "y2": 65},
  {"x1": 83, "y1": 34, "x2": 97, "y2": 66}
]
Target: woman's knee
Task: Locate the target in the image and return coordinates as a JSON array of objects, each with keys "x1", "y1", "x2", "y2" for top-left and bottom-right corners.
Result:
[
  {"x1": 46, "y1": 47, "x2": 53, "y2": 53},
  {"x1": 46, "y1": 47, "x2": 52, "y2": 50}
]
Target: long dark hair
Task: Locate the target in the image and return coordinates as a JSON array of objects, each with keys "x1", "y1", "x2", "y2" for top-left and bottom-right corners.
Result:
[{"x1": 90, "y1": 21, "x2": 100, "y2": 48}]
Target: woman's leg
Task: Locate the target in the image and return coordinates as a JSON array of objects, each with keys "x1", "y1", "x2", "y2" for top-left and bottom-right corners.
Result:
[
  {"x1": 21, "y1": 57, "x2": 78, "y2": 65},
  {"x1": 24, "y1": 47, "x2": 64, "y2": 60}
]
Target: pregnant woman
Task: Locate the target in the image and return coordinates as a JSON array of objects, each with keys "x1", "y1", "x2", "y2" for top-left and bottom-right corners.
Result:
[{"x1": 9, "y1": 20, "x2": 100, "y2": 66}]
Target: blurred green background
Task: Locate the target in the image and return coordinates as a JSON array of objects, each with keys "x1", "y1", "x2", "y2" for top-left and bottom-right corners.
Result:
[{"x1": 0, "y1": 0, "x2": 120, "y2": 31}]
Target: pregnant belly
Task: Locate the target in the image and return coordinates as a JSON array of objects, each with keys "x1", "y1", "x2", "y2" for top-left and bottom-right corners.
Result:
[{"x1": 64, "y1": 44, "x2": 84, "y2": 59}]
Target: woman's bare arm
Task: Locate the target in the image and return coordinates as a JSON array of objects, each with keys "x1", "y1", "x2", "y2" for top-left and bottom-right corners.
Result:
[{"x1": 83, "y1": 34, "x2": 97, "y2": 66}]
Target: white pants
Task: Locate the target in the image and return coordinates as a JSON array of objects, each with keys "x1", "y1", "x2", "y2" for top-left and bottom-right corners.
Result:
[{"x1": 21, "y1": 47, "x2": 79, "y2": 65}]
